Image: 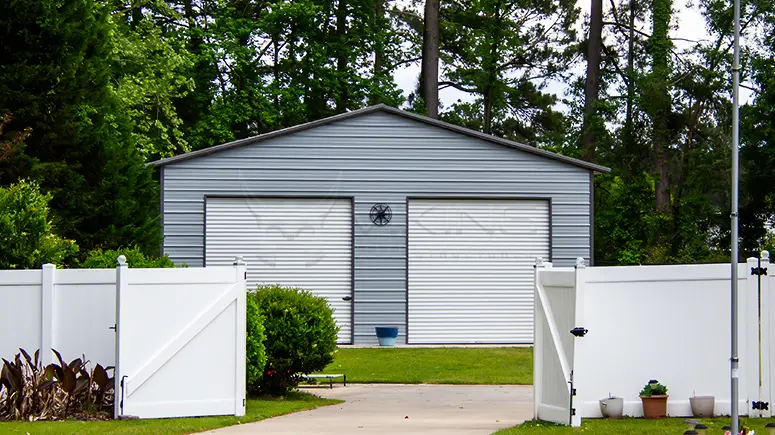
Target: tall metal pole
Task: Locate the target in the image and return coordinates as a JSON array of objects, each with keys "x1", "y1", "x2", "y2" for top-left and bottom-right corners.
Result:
[{"x1": 730, "y1": 0, "x2": 741, "y2": 429}]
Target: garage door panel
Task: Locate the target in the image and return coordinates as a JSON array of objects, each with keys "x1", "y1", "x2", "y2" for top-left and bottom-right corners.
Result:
[
  {"x1": 206, "y1": 198, "x2": 353, "y2": 344},
  {"x1": 408, "y1": 199, "x2": 549, "y2": 344}
]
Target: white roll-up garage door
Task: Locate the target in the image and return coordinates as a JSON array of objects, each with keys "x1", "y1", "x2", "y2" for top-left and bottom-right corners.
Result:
[
  {"x1": 407, "y1": 199, "x2": 550, "y2": 344},
  {"x1": 205, "y1": 197, "x2": 353, "y2": 344}
]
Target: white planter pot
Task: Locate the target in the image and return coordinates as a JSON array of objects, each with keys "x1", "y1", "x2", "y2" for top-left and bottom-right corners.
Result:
[
  {"x1": 599, "y1": 397, "x2": 624, "y2": 419},
  {"x1": 690, "y1": 396, "x2": 715, "y2": 417}
]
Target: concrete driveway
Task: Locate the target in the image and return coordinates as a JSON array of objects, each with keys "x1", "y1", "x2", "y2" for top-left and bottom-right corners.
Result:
[{"x1": 208, "y1": 384, "x2": 533, "y2": 435}]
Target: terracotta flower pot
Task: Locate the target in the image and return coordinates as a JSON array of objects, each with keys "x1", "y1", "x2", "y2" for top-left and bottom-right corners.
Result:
[{"x1": 640, "y1": 394, "x2": 668, "y2": 418}]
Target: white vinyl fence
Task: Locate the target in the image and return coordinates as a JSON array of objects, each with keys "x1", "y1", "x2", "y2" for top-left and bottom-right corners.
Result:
[
  {"x1": 535, "y1": 252, "x2": 772, "y2": 426},
  {"x1": 0, "y1": 258, "x2": 247, "y2": 420}
]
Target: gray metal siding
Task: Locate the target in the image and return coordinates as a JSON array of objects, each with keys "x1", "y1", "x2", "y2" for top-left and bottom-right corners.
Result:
[{"x1": 162, "y1": 111, "x2": 592, "y2": 344}]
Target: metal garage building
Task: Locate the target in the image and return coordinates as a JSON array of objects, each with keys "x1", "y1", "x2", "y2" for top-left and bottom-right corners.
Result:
[{"x1": 150, "y1": 105, "x2": 609, "y2": 345}]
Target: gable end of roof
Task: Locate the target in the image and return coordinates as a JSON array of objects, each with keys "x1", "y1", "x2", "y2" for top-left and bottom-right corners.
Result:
[{"x1": 149, "y1": 104, "x2": 610, "y2": 173}]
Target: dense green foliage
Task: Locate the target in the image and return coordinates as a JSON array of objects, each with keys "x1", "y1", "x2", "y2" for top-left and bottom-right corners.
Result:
[
  {"x1": 0, "y1": 181, "x2": 77, "y2": 269},
  {"x1": 252, "y1": 285, "x2": 339, "y2": 395},
  {"x1": 81, "y1": 247, "x2": 177, "y2": 268},
  {"x1": 246, "y1": 295, "x2": 268, "y2": 396},
  {"x1": 0, "y1": 0, "x2": 772, "y2": 265},
  {"x1": 0, "y1": 0, "x2": 161, "y2": 259}
]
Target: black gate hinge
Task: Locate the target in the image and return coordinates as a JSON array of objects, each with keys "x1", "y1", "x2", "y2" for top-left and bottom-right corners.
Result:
[
  {"x1": 571, "y1": 408, "x2": 577, "y2": 415},
  {"x1": 571, "y1": 388, "x2": 577, "y2": 396},
  {"x1": 752, "y1": 401, "x2": 769, "y2": 410},
  {"x1": 752, "y1": 267, "x2": 768, "y2": 276}
]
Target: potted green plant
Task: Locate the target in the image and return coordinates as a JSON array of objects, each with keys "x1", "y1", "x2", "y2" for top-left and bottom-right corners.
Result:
[{"x1": 640, "y1": 379, "x2": 669, "y2": 418}]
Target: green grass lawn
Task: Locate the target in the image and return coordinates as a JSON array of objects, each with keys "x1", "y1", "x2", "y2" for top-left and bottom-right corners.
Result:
[
  {"x1": 495, "y1": 418, "x2": 760, "y2": 434},
  {"x1": 320, "y1": 347, "x2": 532, "y2": 384},
  {"x1": 0, "y1": 391, "x2": 340, "y2": 435}
]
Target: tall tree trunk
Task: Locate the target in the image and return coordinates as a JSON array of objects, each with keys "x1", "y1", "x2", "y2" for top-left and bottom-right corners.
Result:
[
  {"x1": 580, "y1": 0, "x2": 603, "y2": 162},
  {"x1": 273, "y1": 35, "x2": 280, "y2": 110},
  {"x1": 625, "y1": 0, "x2": 635, "y2": 146},
  {"x1": 650, "y1": 0, "x2": 672, "y2": 214},
  {"x1": 421, "y1": 0, "x2": 440, "y2": 118},
  {"x1": 483, "y1": 86, "x2": 493, "y2": 133},
  {"x1": 335, "y1": 0, "x2": 349, "y2": 113},
  {"x1": 371, "y1": 0, "x2": 384, "y2": 104}
]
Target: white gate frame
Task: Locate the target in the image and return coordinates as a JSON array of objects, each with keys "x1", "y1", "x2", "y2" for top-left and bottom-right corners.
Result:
[
  {"x1": 114, "y1": 257, "x2": 247, "y2": 419},
  {"x1": 534, "y1": 257, "x2": 586, "y2": 427}
]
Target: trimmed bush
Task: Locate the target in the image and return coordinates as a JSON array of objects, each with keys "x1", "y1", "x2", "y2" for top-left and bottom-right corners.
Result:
[
  {"x1": 253, "y1": 285, "x2": 339, "y2": 395},
  {"x1": 82, "y1": 246, "x2": 177, "y2": 268},
  {"x1": 246, "y1": 294, "x2": 267, "y2": 396}
]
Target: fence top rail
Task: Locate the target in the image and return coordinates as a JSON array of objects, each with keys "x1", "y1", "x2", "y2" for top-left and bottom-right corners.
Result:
[
  {"x1": 537, "y1": 269, "x2": 576, "y2": 288},
  {"x1": 56, "y1": 268, "x2": 116, "y2": 285},
  {"x1": 0, "y1": 270, "x2": 42, "y2": 285},
  {"x1": 583, "y1": 262, "x2": 750, "y2": 284},
  {"x1": 124, "y1": 266, "x2": 239, "y2": 285}
]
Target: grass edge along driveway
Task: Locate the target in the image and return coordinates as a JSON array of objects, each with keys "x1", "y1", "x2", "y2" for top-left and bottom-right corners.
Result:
[
  {"x1": 495, "y1": 418, "x2": 762, "y2": 434},
  {"x1": 0, "y1": 391, "x2": 340, "y2": 435},
  {"x1": 321, "y1": 347, "x2": 533, "y2": 384}
]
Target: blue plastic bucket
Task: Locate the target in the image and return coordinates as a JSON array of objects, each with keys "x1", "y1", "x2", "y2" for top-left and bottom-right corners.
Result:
[{"x1": 375, "y1": 326, "x2": 399, "y2": 346}]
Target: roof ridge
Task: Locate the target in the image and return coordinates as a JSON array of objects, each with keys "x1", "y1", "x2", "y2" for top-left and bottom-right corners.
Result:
[{"x1": 149, "y1": 105, "x2": 610, "y2": 173}]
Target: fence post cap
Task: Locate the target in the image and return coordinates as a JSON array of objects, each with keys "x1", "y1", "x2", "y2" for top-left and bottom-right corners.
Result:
[
  {"x1": 535, "y1": 257, "x2": 545, "y2": 267},
  {"x1": 233, "y1": 256, "x2": 245, "y2": 265},
  {"x1": 117, "y1": 255, "x2": 127, "y2": 266},
  {"x1": 575, "y1": 257, "x2": 587, "y2": 268},
  {"x1": 763, "y1": 250, "x2": 770, "y2": 260},
  {"x1": 42, "y1": 263, "x2": 56, "y2": 269}
]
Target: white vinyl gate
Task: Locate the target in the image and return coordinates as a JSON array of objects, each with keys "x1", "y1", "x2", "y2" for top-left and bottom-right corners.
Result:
[
  {"x1": 205, "y1": 197, "x2": 353, "y2": 343},
  {"x1": 535, "y1": 253, "x2": 774, "y2": 424},
  {"x1": 533, "y1": 259, "x2": 585, "y2": 427},
  {"x1": 114, "y1": 259, "x2": 247, "y2": 419}
]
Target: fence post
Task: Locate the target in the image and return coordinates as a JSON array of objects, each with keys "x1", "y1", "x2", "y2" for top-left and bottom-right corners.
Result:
[
  {"x1": 571, "y1": 257, "x2": 586, "y2": 427},
  {"x1": 760, "y1": 251, "x2": 771, "y2": 417},
  {"x1": 233, "y1": 256, "x2": 247, "y2": 417},
  {"x1": 533, "y1": 257, "x2": 550, "y2": 420},
  {"x1": 41, "y1": 264, "x2": 56, "y2": 366},
  {"x1": 114, "y1": 255, "x2": 128, "y2": 419},
  {"x1": 745, "y1": 255, "x2": 760, "y2": 416}
]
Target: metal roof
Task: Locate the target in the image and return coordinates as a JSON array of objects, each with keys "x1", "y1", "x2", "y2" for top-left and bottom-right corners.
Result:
[{"x1": 149, "y1": 104, "x2": 611, "y2": 173}]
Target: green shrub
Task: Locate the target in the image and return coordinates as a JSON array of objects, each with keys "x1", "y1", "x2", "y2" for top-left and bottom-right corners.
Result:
[
  {"x1": 246, "y1": 295, "x2": 267, "y2": 396},
  {"x1": 0, "y1": 180, "x2": 78, "y2": 268},
  {"x1": 253, "y1": 285, "x2": 339, "y2": 395},
  {"x1": 82, "y1": 246, "x2": 177, "y2": 268}
]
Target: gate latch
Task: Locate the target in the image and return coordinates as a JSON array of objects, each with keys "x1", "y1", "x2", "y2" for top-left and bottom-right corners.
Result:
[
  {"x1": 753, "y1": 401, "x2": 769, "y2": 410},
  {"x1": 570, "y1": 327, "x2": 588, "y2": 337}
]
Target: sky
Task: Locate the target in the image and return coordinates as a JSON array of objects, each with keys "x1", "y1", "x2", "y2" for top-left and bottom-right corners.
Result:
[{"x1": 391, "y1": 0, "x2": 755, "y2": 110}]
